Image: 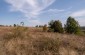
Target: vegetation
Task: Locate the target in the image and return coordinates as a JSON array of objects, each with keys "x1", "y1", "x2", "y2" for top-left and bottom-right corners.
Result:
[
  {"x1": 0, "y1": 17, "x2": 85, "y2": 55},
  {"x1": 43, "y1": 24, "x2": 48, "y2": 32},
  {"x1": 0, "y1": 27, "x2": 85, "y2": 55},
  {"x1": 65, "y1": 17, "x2": 81, "y2": 34},
  {"x1": 47, "y1": 17, "x2": 85, "y2": 35},
  {"x1": 48, "y1": 20, "x2": 64, "y2": 33},
  {"x1": 35, "y1": 25, "x2": 38, "y2": 27}
]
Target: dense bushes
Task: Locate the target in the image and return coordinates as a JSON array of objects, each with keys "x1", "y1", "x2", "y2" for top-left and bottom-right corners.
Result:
[
  {"x1": 48, "y1": 17, "x2": 84, "y2": 35},
  {"x1": 64, "y1": 17, "x2": 81, "y2": 34},
  {"x1": 48, "y1": 20, "x2": 64, "y2": 33},
  {"x1": 5, "y1": 26, "x2": 28, "y2": 39}
]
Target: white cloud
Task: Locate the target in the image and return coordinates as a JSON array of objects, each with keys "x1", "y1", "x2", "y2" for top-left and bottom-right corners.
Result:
[
  {"x1": 70, "y1": 10, "x2": 85, "y2": 26},
  {"x1": 41, "y1": 9, "x2": 64, "y2": 14},
  {"x1": 71, "y1": 10, "x2": 85, "y2": 17},
  {"x1": 5, "y1": 0, "x2": 56, "y2": 18},
  {"x1": 5, "y1": 0, "x2": 56, "y2": 25},
  {"x1": 48, "y1": 9, "x2": 64, "y2": 12},
  {"x1": 29, "y1": 20, "x2": 41, "y2": 24}
]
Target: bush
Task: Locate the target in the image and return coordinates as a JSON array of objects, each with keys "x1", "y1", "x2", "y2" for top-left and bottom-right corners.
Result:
[
  {"x1": 35, "y1": 25, "x2": 38, "y2": 27},
  {"x1": 43, "y1": 24, "x2": 48, "y2": 32},
  {"x1": 48, "y1": 28, "x2": 54, "y2": 32},
  {"x1": 33, "y1": 37, "x2": 60, "y2": 55},
  {"x1": 10, "y1": 26, "x2": 28, "y2": 38},
  {"x1": 48, "y1": 20, "x2": 64, "y2": 33},
  {"x1": 65, "y1": 16, "x2": 81, "y2": 34}
]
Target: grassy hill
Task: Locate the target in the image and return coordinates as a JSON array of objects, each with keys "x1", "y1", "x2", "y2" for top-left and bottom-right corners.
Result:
[{"x1": 0, "y1": 27, "x2": 85, "y2": 55}]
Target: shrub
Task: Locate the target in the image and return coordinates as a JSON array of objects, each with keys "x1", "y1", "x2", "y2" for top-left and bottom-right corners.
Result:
[
  {"x1": 48, "y1": 20, "x2": 54, "y2": 29},
  {"x1": 65, "y1": 16, "x2": 81, "y2": 34},
  {"x1": 43, "y1": 24, "x2": 48, "y2": 32},
  {"x1": 35, "y1": 25, "x2": 38, "y2": 27},
  {"x1": 48, "y1": 20, "x2": 64, "y2": 33},
  {"x1": 33, "y1": 37, "x2": 60, "y2": 55},
  {"x1": 48, "y1": 28, "x2": 54, "y2": 32},
  {"x1": 10, "y1": 26, "x2": 28, "y2": 38}
]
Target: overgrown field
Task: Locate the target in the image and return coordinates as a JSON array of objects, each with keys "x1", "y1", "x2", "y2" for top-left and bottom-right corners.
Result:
[{"x1": 0, "y1": 27, "x2": 85, "y2": 55}]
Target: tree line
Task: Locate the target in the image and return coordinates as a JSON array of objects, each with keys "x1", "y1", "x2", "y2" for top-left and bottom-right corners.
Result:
[{"x1": 42, "y1": 16, "x2": 84, "y2": 35}]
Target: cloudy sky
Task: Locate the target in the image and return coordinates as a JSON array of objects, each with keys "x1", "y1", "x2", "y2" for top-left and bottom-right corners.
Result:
[{"x1": 0, "y1": 0, "x2": 85, "y2": 26}]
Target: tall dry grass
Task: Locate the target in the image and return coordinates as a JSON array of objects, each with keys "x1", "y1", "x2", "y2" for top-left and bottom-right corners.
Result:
[{"x1": 0, "y1": 27, "x2": 85, "y2": 55}]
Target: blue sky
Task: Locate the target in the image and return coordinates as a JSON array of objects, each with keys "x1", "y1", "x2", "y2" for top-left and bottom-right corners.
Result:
[{"x1": 0, "y1": 0, "x2": 85, "y2": 26}]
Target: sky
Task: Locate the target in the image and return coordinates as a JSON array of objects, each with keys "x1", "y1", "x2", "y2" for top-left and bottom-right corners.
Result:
[{"x1": 0, "y1": 0, "x2": 85, "y2": 26}]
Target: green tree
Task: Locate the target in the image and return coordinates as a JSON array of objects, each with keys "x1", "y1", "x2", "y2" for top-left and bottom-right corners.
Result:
[
  {"x1": 65, "y1": 16, "x2": 81, "y2": 34},
  {"x1": 49, "y1": 20, "x2": 54, "y2": 29},
  {"x1": 53, "y1": 20, "x2": 64, "y2": 33},
  {"x1": 35, "y1": 25, "x2": 38, "y2": 27},
  {"x1": 48, "y1": 20, "x2": 64, "y2": 33}
]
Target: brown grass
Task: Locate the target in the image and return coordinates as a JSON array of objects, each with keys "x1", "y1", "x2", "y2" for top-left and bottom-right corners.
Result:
[{"x1": 0, "y1": 27, "x2": 85, "y2": 55}]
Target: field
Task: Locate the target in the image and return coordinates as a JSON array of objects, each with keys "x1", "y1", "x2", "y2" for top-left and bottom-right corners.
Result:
[{"x1": 0, "y1": 27, "x2": 85, "y2": 55}]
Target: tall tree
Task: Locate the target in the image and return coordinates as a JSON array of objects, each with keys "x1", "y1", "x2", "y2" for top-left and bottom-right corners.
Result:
[
  {"x1": 49, "y1": 20, "x2": 54, "y2": 29},
  {"x1": 65, "y1": 16, "x2": 81, "y2": 34}
]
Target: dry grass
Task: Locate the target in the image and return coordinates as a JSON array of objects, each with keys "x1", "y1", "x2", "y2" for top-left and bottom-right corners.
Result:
[{"x1": 0, "y1": 27, "x2": 85, "y2": 55}]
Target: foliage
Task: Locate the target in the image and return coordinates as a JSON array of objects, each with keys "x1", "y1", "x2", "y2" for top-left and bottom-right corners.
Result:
[
  {"x1": 33, "y1": 37, "x2": 60, "y2": 55},
  {"x1": 48, "y1": 20, "x2": 64, "y2": 33},
  {"x1": 43, "y1": 24, "x2": 48, "y2": 32},
  {"x1": 35, "y1": 25, "x2": 38, "y2": 27},
  {"x1": 65, "y1": 16, "x2": 81, "y2": 34},
  {"x1": 39, "y1": 25, "x2": 43, "y2": 27},
  {"x1": 49, "y1": 20, "x2": 54, "y2": 29},
  {"x1": 48, "y1": 28, "x2": 54, "y2": 32},
  {"x1": 11, "y1": 26, "x2": 28, "y2": 38}
]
